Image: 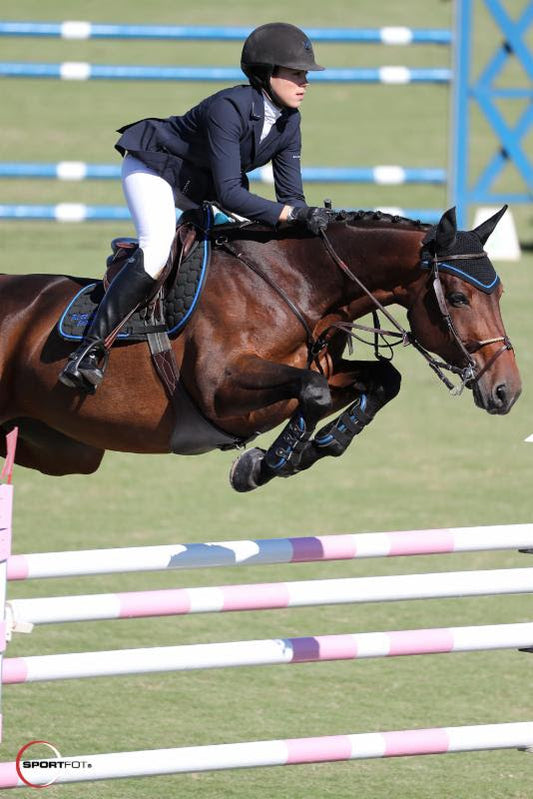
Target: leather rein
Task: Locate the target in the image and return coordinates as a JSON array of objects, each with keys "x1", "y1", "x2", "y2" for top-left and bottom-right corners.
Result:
[
  {"x1": 320, "y1": 231, "x2": 513, "y2": 394},
  {"x1": 216, "y1": 231, "x2": 513, "y2": 395}
]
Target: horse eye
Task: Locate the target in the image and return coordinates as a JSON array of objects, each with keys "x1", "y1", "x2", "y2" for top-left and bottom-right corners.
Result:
[{"x1": 446, "y1": 292, "x2": 469, "y2": 307}]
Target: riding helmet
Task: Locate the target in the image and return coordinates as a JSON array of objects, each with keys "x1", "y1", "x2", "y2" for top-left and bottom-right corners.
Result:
[{"x1": 241, "y1": 23, "x2": 324, "y2": 104}]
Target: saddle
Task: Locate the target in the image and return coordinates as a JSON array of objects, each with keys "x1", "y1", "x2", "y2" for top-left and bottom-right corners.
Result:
[
  {"x1": 59, "y1": 206, "x2": 209, "y2": 343},
  {"x1": 58, "y1": 205, "x2": 255, "y2": 456}
]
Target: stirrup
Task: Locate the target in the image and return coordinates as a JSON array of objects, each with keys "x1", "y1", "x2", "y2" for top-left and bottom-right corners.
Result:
[{"x1": 59, "y1": 341, "x2": 109, "y2": 393}]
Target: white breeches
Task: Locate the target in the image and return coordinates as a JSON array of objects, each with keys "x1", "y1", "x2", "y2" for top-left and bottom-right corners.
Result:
[{"x1": 121, "y1": 154, "x2": 179, "y2": 278}]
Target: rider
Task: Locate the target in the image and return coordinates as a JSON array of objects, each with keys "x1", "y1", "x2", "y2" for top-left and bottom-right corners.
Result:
[{"x1": 59, "y1": 22, "x2": 330, "y2": 393}]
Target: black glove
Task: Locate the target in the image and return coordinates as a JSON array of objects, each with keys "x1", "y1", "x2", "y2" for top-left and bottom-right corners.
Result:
[{"x1": 288, "y1": 206, "x2": 329, "y2": 235}]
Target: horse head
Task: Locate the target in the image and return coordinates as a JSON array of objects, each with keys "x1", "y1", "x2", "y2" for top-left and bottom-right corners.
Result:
[{"x1": 406, "y1": 207, "x2": 521, "y2": 414}]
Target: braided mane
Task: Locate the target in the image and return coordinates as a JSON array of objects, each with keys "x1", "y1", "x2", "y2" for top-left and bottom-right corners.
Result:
[{"x1": 329, "y1": 208, "x2": 432, "y2": 231}]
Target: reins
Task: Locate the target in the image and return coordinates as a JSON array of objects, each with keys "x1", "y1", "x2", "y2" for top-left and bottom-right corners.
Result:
[
  {"x1": 215, "y1": 237, "x2": 320, "y2": 369},
  {"x1": 320, "y1": 229, "x2": 513, "y2": 394},
  {"x1": 215, "y1": 226, "x2": 512, "y2": 395}
]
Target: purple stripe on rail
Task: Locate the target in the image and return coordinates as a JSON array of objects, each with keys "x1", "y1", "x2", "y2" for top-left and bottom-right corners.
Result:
[
  {"x1": 290, "y1": 535, "x2": 357, "y2": 562},
  {"x1": 290, "y1": 635, "x2": 360, "y2": 662}
]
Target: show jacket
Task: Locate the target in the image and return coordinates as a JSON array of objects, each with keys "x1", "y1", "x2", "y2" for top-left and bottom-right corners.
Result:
[{"x1": 115, "y1": 85, "x2": 307, "y2": 226}]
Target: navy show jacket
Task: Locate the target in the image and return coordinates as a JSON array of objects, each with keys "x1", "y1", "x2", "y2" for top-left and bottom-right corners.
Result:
[{"x1": 115, "y1": 85, "x2": 307, "y2": 226}]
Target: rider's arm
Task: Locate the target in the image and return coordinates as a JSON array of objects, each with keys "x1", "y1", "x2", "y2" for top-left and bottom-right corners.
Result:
[{"x1": 272, "y1": 120, "x2": 307, "y2": 222}]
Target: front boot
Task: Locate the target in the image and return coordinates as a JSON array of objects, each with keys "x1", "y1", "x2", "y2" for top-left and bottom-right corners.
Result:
[{"x1": 59, "y1": 249, "x2": 157, "y2": 393}]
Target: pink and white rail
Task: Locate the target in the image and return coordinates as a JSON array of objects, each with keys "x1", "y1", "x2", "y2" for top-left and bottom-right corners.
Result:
[
  {"x1": 7, "y1": 522, "x2": 533, "y2": 580},
  {"x1": 2, "y1": 424, "x2": 532, "y2": 782},
  {"x1": 1, "y1": 721, "x2": 532, "y2": 787},
  {"x1": 7, "y1": 566, "x2": 533, "y2": 626},
  {"x1": 3, "y1": 621, "x2": 533, "y2": 684}
]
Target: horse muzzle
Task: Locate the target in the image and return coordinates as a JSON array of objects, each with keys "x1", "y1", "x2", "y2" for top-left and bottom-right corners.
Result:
[{"x1": 471, "y1": 366, "x2": 522, "y2": 415}]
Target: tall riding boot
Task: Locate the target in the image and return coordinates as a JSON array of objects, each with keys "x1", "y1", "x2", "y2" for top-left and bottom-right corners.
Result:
[{"x1": 59, "y1": 248, "x2": 157, "y2": 393}]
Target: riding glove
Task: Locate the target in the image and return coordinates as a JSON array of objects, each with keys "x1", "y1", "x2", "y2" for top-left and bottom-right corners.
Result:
[{"x1": 288, "y1": 206, "x2": 329, "y2": 235}]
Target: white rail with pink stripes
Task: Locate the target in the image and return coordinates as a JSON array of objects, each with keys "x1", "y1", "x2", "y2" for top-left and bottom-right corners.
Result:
[
  {"x1": 1, "y1": 427, "x2": 532, "y2": 783},
  {"x1": 7, "y1": 522, "x2": 533, "y2": 580},
  {"x1": 7, "y1": 566, "x2": 533, "y2": 626},
  {"x1": 3, "y1": 621, "x2": 533, "y2": 684},
  {"x1": 1, "y1": 722, "x2": 532, "y2": 787}
]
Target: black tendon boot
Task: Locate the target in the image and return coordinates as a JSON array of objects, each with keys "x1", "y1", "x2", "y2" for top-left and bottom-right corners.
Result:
[{"x1": 59, "y1": 249, "x2": 157, "y2": 393}]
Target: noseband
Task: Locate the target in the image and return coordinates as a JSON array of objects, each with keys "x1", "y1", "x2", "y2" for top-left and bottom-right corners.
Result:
[
  {"x1": 320, "y1": 231, "x2": 513, "y2": 395},
  {"x1": 425, "y1": 251, "x2": 513, "y2": 392}
]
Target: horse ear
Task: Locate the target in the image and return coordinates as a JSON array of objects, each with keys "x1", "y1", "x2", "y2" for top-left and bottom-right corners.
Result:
[
  {"x1": 435, "y1": 207, "x2": 457, "y2": 250},
  {"x1": 472, "y1": 205, "x2": 508, "y2": 245}
]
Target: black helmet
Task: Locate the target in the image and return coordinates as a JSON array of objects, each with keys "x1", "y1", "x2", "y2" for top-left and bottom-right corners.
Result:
[{"x1": 241, "y1": 23, "x2": 324, "y2": 102}]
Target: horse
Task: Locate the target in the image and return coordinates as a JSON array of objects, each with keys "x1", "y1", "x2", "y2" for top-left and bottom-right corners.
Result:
[{"x1": 0, "y1": 205, "x2": 521, "y2": 491}]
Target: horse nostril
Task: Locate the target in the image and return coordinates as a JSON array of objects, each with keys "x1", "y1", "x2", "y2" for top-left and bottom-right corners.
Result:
[{"x1": 495, "y1": 384, "x2": 507, "y2": 404}]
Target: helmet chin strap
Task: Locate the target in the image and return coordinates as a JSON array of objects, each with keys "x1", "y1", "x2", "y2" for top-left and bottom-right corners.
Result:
[
  {"x1": 251, "y1": 67, "x2": 287, "y2": 110},
  {"x1": 246, "y1": 64, "x2": 290, "y2": 110},
  {"x1": 264, "y1": 80, "x2": 286, "y2": 110}
]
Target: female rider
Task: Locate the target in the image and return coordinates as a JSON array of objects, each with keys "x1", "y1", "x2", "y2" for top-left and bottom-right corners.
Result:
[{"x1": 59, "y1": 22, "x2": 329, "y2": 393}]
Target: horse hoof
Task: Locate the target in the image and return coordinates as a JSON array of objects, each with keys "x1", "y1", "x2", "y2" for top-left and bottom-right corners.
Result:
[{"x1": 229, "y1": 447, "x2": 266, "y2": 493}]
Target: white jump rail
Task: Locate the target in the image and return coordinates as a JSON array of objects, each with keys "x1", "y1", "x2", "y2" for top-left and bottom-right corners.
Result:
[
  {"x1": 7, "y1": 567, "x2": 533, "y2": 626},
  {"x1": 1, "y1": 722, "x2": 532, "y2": 787},
  {"x1": 3, "y1": 621, "x2": 533, "y2": 684},
  {"x1": 7, "y1": 523, "x2": 533, "y2": 580}
]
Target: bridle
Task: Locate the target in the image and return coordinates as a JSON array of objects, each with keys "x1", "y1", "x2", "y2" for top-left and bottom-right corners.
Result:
[
  {"x1": 215, "y1": 227, "x2": 513, "y2": 396},
  {"x1": 319, "y1": 231, "x2": 513, "y2": 395}
]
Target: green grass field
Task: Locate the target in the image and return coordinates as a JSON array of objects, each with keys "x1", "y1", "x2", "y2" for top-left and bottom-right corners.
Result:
[{"x1": 1, "y1": 1, "x2": 532, "y2": 796}]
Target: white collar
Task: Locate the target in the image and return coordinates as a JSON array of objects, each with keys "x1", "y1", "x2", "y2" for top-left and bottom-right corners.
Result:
[{"x1": 262, "y1": 91, "x2": 282, "y2": 123}]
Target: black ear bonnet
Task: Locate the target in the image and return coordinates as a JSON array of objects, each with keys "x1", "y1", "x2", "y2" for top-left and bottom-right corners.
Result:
[{"x1": 420, "y1": 228, "x2": 500, "y2": 294}]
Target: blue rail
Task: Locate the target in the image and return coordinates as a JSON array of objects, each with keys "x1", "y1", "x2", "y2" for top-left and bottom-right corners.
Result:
[
  {"x1": 0, "y1": 162, "x2": 447, "y2": 185},
  {"x1": 0, "y1": 22, "x2": 452, "y2": 45},
  {"x1": 0, "y1": 204, "x2": 442, "y2": 224},
  {"x1": 0, "y1": 63, "x2": 452, "y2": 83}
]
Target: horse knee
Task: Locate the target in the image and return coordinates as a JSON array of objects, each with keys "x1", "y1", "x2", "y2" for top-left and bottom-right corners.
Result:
[
  {"x1": 381, "y1": 361, "x2": 402, "y2": 402},
  {"x1": 372, "y1": 361, "x2": 402, "y2": 404},
  {"x1": 300, "y1": 372, "x2": 332, "y2": 420}
]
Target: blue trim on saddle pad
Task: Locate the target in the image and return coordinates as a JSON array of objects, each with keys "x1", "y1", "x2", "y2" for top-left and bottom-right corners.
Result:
[
  {"x1": 58, "y1": 205, "x2": 212, "y2": 342},
  {"x1": 58, "y1": 283, "x2": 108, "y2": 341},
  {"x1": 169, "y1": 204, "x2": 211, "y2": 335}
]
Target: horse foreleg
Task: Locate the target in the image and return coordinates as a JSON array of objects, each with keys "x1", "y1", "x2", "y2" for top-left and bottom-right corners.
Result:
[
  {"x1": 1, "y1": 419, "x2": 105, "y2": 476},
  {"x1": 225, "y1": 356, "x2": 332, "y2": 492},
  {"x1": 297, "y1": 358, "x2": 402, "y2": 473}
]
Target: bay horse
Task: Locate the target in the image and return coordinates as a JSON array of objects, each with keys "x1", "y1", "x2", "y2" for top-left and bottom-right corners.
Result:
[{"x1": 0, "y1": 206, "x2": 521, "y2": 491}]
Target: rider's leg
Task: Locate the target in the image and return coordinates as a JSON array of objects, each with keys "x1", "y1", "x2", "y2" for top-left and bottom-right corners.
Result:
[{"x1": 59, "y1": 156, "x2": 177, "y2": 392}]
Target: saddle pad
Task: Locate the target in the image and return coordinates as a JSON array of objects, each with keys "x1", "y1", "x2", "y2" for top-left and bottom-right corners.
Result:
[{"x1": 58, "y1": 235, "x2": 211, "y2": 342}]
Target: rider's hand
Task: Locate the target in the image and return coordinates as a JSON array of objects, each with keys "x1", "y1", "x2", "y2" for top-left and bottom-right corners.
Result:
[{"x1": 288, "y1": 206, "x2": 329, "y2": 235}]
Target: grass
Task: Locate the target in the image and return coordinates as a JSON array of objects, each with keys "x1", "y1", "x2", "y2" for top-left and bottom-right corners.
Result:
[{"x1": 1, "y1": 1, "x2": 533, "y2": 797}]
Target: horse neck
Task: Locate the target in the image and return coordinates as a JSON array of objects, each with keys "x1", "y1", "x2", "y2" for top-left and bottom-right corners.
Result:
[{"x1": 326, "y1": 222, "x2": 428, "y2": 318}]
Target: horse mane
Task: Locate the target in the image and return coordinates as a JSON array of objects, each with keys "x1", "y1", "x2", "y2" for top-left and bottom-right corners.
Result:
[
  {"x1": 332, "y1": 208, "x2": 431, "y2": 232},
  {"x1": 222, "y1": 209, "x2": 432, "y2": 241}
]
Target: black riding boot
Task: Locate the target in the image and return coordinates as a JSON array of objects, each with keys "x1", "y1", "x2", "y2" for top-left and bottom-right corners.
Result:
[{"x1": 59, "y1": 249, "x2": 157, "y2": 393}]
